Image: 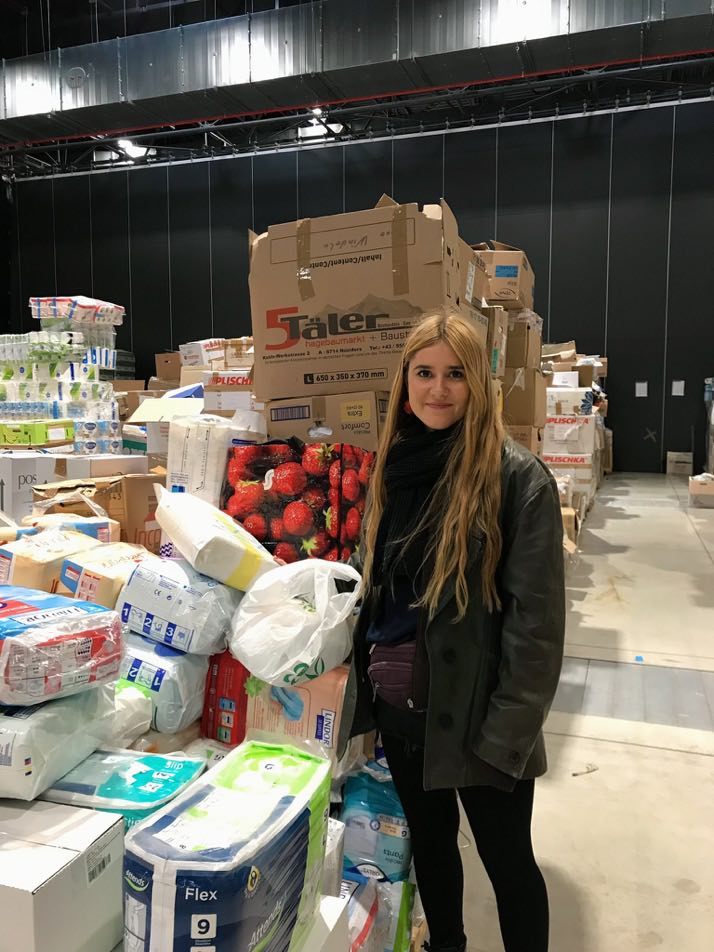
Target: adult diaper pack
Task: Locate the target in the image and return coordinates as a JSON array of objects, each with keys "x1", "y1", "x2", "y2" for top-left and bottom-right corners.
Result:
[
  {"x1": 131, "y1": 721, "x2": 201, "y2": 755},
  {"x1": 59, "y1": 542, "x2": 152, "y2": 608},
  {"x1": 123, "y1": 740, "x2": 331, "y2": 952},
  {"x1": 0, "y1": 527, "x2": 99, "y2": 590},
  {"x1": 118, "y1": 559, "x2": 241, "y2": 654},
  {"x1": 155, "y1": 486, "x2": 274, "y2": 590},
  {"x1": 110, "y1": 683, "x2": 153, "y2": 747},
  {"x1": 41, "y1": 748, "x2": 205, "y2": 828},
  {"x1": 342, "y1": 766, "x2": 412, "y2": 883},
  {"x1": 0, "y1": 683, "x2": 115, "y2": 799},
  {"x1": 119, "y1": 633, "x2": 209, "y2": 733},
  {"x1": 23, "y1": 512, "x2": 121, "y2": 543},
  {"x1": 0, "y1": 586, "x2": 123, "y2": 704}
]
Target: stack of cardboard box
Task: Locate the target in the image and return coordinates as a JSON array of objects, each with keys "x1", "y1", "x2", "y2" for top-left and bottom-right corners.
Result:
[
  {"x1": 248, "y1": 196, "x2": 506, "y2": 452},
  {"x1": 501, "y1": 305, "x2": 546, "y2": 455}
]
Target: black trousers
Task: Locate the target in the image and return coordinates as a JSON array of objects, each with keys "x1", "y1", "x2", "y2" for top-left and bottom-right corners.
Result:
[{"x1": 381, "y1": 732, "x2": 550, "y2": 952}]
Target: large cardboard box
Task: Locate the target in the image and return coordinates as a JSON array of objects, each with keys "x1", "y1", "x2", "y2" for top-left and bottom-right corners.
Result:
[
  {"x1": 551, "y1": 371, "x2": 580, "y2": 388},
  {"x1": 482, "y1": 305, "x2": 509, "y2": 378},
  {"x1": 503, "y1": 368, "x2": 547, "y2": 427},
  {"x1": 127, "y1": 397, "x2": 204, "y2": 457},
  {"x1": 155, "y1": 352, "x2": 181, "y2": 380},
  {"x1": 110, "y1": 380, "x2": 146, "y2": 392},
  {"x1": 543, "y1": 453, "x2": 599, "y2": 509},
  {"x1": 459, "y1": 240, "x2": 490, "y2": 307},
  {"x1": 267, "y1": 391, "x2": 389, "y2": 452},
  {"x1": 249, "y1": 196, "x2": 484, "y2": 400},
  {"x1": 179, "y1": 338, "x2": 226, "y2": 368},
  {"x1": 474, "y1": 240, "x2": 535, "y2": 310},
  {"x1": 506, "y1": 425, "x2": 543, "y2": 455},
  {"x1": 0, "y1": 800, "x2": 123, "y2": 952},
  {"x1": 0, "y1": 452, "x2": 58, "y2": 521},
  {"x1": 666, "y1": 451, "x2": 693, "y2": 476},
  {"x1": 58, "y1": 542, "x2": 151, "y2": 608},
  {"x1": 224, "y1": 337, "x2": 254, "y2": 368},
  {"x1": 33, "y1": 473, "x2": 166, "y2": 553},
  {"x1": 203, "y1": 384, "x2": 254, "y2": 414},
  {"x1": 689, "y1": 477, "x2": 714, "y2": 508},
  {"x1": 547, "y1": 387, "x2": 594, "y2": 416},
  {"x1": 543, "y1": 415, "x2": 599, "y2": 456},
  {"x1": 53, "y1": 454, "x2": 149, "y2": 480},
  {"x1": 0, "y1": 528, "x2": 98, "y2": 590},
  {"x1": 542, "y1": 340, "x2": 577, "y2": 361},
  {"x1": 505, "y1": 319, "x2": 542, "y2": 369},
  {"x1": 604, "y1": 429, "x2": 613, "y2": 474}
]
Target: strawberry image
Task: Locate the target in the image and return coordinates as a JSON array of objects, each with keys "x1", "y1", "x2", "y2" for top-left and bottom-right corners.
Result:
[
  {"x1": 230, "y1": 445, "x2": 262, "y2": 481},
  {"x1": 329, "y1": 459, "x2": 341, "y2": 489},
  {"x1": 275, "y1": 542, "x2": 299, "y2": 563},
  {"x1": 342, "y1": 469, "x2": 361, "y2": 503},
  {"x1": 263, "y1": 489, "x2": 280, "y2": 510},
  {"x1": 273, "y1": 462, "x2": 308, "y2": 497},
  {"x1": 341, "y1": 547, "x2": 352, "y2": 562},
  {"x1": 342, "y1": 445, "x2": 358, "y2": 469},
  {"x1": 302, "y1": 529, "x2": 329, "y2": 558},
  {"x1": 324, "y1": 546, "x2": 339, "y2": 562},
  {"x1": 265, "y1": 444, "x2": 294, "y2": 463},
  {"x1": 302, "y1": 444, "x2": 335, "y2": 477},
  {"x1": 302, "y1": 486, "x2": 326, "y2": 512},
  {"x1": 227, "y1": 481, "x2": 265, "y2": 519},
  {"x1": 340, "y1": 524, "x2": 349, "y2": 545},
  {"x1": 355, "y1": 496, "x2": 366, "y2": 516},
  {"x1": 358, "y1": 453, "x2": 374, "y2": 486},
  {"x1": 243, "y1": 513, "x2": 267, "y2": 542},
  {"x1": 270, "y1": 517, "x2": 285, "y2": 541},
  {"x1": 344, "y1": 507, "x2": 362, "y2": 541},
  {"x1": 353, "y1": 446, "x2": 365, "y2": 464},
  {"x1": 328, "y1": 486, "x2": 340, "y2": 512},
  {"x1": 326, "y1": 506, "x2": 340, "y2": 539},
  {"x1": 283, "y1": 501, "x2": 314, "y2": 537}
]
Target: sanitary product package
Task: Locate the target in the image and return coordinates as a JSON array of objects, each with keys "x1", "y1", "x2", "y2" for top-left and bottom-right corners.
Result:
[
  {"x1": 0, "y1": 527, "x2": 99, "y2": 590},
  {"x1": 342, "y1": 879, "x2": 379, "y2": 952},
  {"x1": 41, "y1": 747, "x2": 205, "y2": 829},
  {"x1": 110, "y1": 683, "x2": 153, "y2": 747},
  {"x1": 0, "y1": 683, "x2": 115, "y2": 799},
  {"x1": 201, "y1": 650, "x2": 251, "y2": 746},
  {"x1": 118, "y1": 559, "x2": 241, "y2": 654},
  {"x1": 131, "y1": 721, "x2": 202, "y2": 755},
  {"x1": 0, "y1": 586, "x2": 123, "y2": 705},
  {"x1": 59, "y1": 542, "x2": 152, "y2": 608},
  {"x1": 22, "y1": 513, "x2": 121, "y2": 542},
  {"x1": 342, "y1": 765, "x2": 412, "y2": 883},
  {"x1": 120, "y1": 633, "x2": 209, "y2": 733},
  {"x1": 183, "y1": 736, "x2": 233, "y2": 767},
  {"x1": 154, "y1": 485, "x2": 274, "y2": 590},
  {"x1": 229, "y1": 560, "x2": 359, "y2": 686},
  {"x1": 323, "y1": 818, "x2": 346, "y2": 898},
  {"x1": 123, "y1": 740, "x2": 331, "y2": 952}
]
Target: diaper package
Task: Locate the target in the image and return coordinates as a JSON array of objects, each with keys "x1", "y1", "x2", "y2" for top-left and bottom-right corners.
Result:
[
  {"x1": 0, "y1": 683, "x2": 115, "y2": 799},
  {"x1": 123, "y1": 740, "x2": 331, "y2": 952},
  {"x1": 0, "y1": 527, "x2": 99, "y2": 590},
  {"x1": 155, "y1": 486, "x2": 274, "y2": 590},
  {"x1": 118, "y1": 559, "x2": 242, "y2": 654},
  {"x1": 59, "y1": 542, "x2": 152, "y2": 608},
  {"x1": 110, "y1": 683, "x2": 153, "y2": 747},
  {"x1": 120, "y1": 633, "x2": 209, "y2": 733},
  {"x1": 23, "y1": 512, "x2": 122, "y2": 543},
  {"x1": 131, "y1": 720, "x2": 201, "y2": 755},
  {"x1": 41, "y1": 747, "x2": 206, "y2": 828},
  {"x1": 342, "y1": 765, "x2": 412, "y2": 883},
  {"x1": 183, "y1": 736, "x2": 233, "y2": 767},
  {"x1": 0, "y1": 586, "x2": 123, "y2": 704}
]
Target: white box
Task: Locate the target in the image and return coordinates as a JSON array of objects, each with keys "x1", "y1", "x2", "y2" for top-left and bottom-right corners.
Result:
[
  {"x1": 0, "y1": 452, "x2": 58, "y2": 522},
  {"x1": 666, "y1": 451, "x2": 693, "y2": 476},
  {"x1": 304, "y1": 895, "x2": 349, "y2": 952},
  {"x1": 203, "y1": 388, "x2": 254, "y2": 413},
  {"x1": 0, "y1": 800, "x2": 123, "y2": 952},
  {"x1": 53, "y1": 454, "x2": 149, "y2": 480},
  {"x1": 543, "y1": 453, "x2": 598, "y2": 505},
  {"x1": 551, "y1": 371, "x2": 580, "y2": 388},
  {"x1": 179, "y1": 338, "x2": 225, "y2": 367},
  {"x1": 543, "y1": 415, "x2": 598, "y2": 455},
  {"x1": 546, "y1": 387, "x2": 594, "y2": 416}
]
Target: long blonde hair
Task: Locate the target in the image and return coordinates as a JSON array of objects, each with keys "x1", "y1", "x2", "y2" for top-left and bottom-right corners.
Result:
[{"x1": 361, "y1": 309, "x2": 504, "y2": 619}]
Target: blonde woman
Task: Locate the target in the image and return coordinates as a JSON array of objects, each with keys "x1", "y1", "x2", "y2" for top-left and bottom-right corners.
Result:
[{"x1": 342, "y1": 310, "x2": 565, "y2": 952}]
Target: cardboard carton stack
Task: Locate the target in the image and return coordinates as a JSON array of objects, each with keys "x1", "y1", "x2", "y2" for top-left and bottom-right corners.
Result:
[{"x1": 502, "y1": 308, "x2": 546, "y2": 455}]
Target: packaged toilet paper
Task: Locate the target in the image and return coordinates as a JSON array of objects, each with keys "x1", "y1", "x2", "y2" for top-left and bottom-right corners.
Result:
[
  {"x1": 342, "y1": 765, "x2": 412, "y2": 883},
  {"x1": 0, "y1": 586, "x2": 123, "y2": 705},
  {"x1": 41, "y1": 748, "x2": 206, "y2": 829},
  {"x1": 0, "y1": 683, "x2": 115, "y2": 799},
  {"x1": 0, "y1": 527, "x2": 100, "y2": 590},
  {"x1": 154, "y1": 486, "x2": 274, "y2": 590},
  {"x1": 59, "y1": 542, "x2": 153, "y2": 608},
  {"x1": 118, "y1": 558, "x2": 242, "y2": 654},
  {"x1": 123, "y1": 740, "x2": 331, "y2": 952},
  {"x1": 119, "y1": 633, "x2": 209, "y2": 734}
]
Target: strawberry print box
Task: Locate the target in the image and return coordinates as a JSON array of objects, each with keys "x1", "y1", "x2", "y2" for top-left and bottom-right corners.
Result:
[{"x1": 221, "y1": 441, "x2": 374, "y2": 563}]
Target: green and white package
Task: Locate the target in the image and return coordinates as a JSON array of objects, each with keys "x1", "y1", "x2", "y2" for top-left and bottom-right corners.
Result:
[
  {"x1": 123, "y1": 740, "x2": 331, "y2": 952},
  {"x1": 41, "y1": 748, "x2": 205, "y2": 828}
]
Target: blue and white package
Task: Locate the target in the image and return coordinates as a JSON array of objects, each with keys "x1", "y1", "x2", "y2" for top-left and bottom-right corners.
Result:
[
  {"x1": 342, "y1": 764, "x2": 412, "y2": 883},
  {"x1": 118, "y1": 559, "x2": 241, "y2": 655},
  {"x1": 119, "y1": 633, "x2": 209, "y2": 733},
  {"x1": 41, "y1": 747, "x2": 205, "y2": 828},
  {"x1": 123, "y1": 740, "x2": 331, "y2": 952}
]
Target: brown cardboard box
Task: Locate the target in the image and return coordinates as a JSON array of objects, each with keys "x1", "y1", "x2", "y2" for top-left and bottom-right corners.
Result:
[
  {"x1": 110, "y1": 380, "x2": 146, "y2": 392},
  {"x1": 459, "y1": 241, "x2": 490, "y2": 307},
  {"x1": 155, "y1": 352, "x2": 182, "y2": 380},
  {"x1": 124, "y1": 390, "x2": 169, "y2": 417},
  {"x1": 482, "y1": 306, "x2": 509, "y2": 378},
  {"x1": 249, "y1": 195, "x2": 485, "y2": 400},
  {"x1": 224, "y1": 337, "x2": 254, "y2": 368},
  {"x1": 689, "y1": 477, "x2": 714, "y2": 508},
  {"x1": 267, "y1": 391, "x2": 389, "y2": 452},
  {"x1": 542, "y1": 340, "x2": 577, "y2": 361},
  {"x1": 506, "y1": 425, "x2": 543, "y2": 455},
  {"x1": 180, "y1": 365, "x2": 212, "y2": 387},
  {"x1": 576, "y1": 364, "x2": 596, "y2": 388},
  {"x1": 32, "y1": 473, "x2": 166, "y2": 553},
  {"x1": 666, "y1": 451, "x2": 693, "y2": 476},
  {"x1": 503, "y1": 368, "x2": 547, "y2": 426},
  {"x1": 147, "y1": 376, "x2": 179, "y2": 391},
  {"x1": 506, "y1": 320, "x2": 542, "y2": 370},
  {"x1": 604, "y1": 429, "x2": 613, "y2": 474},
  {"x1": 560, "y1": 506, "x2": 578, "y2": 545},
  {"x1": 473, "y1": 241, "x2": 535, "y2": 311}
]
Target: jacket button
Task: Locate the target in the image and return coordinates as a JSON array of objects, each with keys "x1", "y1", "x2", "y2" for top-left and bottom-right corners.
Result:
[
  {"x1": 439, "y1": 713, "x2": 453, "y2": 730},
  {"x1": 442, "y1": 649, "x2": 456, "y2": 663}
]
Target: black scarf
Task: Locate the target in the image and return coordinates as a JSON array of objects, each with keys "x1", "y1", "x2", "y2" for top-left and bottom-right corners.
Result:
[{"x1": 372, "y1": 419, "x2": 461, "y2": 586}]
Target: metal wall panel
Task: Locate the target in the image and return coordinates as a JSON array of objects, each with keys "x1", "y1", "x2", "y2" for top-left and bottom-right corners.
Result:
[
  {"x1": 405, "y1": 0, "x2": 480, "y2": 57},
  {"x1": 250, "y1": 5, "x2": 322, "y2": 83},
  {"x1": 568, "y1": 0, "x2": 649, "y2": 33},
  {"x1": 2, "y1": 51, "x2": 60, "y2": 120},
  {"x1": 59, "y1": 40, "x2": 124, "y2": 110},
  {"x1": 214, "y1": 18, "x2": 251, "y2": 89},
  {"x1": 322, "y1": 0, "x2": 398, "y2": 70},
  {"x1": 181, "y1": 22, "x2": 217, "y2": 95},
  {"x1": 124, "y1": 29, "x2": 183, "y2": 102}
]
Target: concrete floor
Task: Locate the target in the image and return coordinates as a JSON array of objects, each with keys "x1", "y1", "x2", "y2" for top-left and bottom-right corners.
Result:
[{"x1": 462, "y1": 475, "x2": 714, "y2": 952}]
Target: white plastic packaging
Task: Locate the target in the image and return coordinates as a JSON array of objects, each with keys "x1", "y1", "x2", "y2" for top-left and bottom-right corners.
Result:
[
  {"x1": 183, "y1": 736, "x2": 233, "y2": 767},
  {"x1": 154, "y1": 485, "x2": 274, "y2": 590},
  {"x1": 119, "y1": 633, "x2": 209, "y2": 734},
  {"x1": 109, "y1": 684, "x2": 153, "y2": 748},
  {"x1": 0, "y1": 683, "x2": 115, "y2": 799},
  {"x1": 130, "y1": 721, "x2": 202, "y2": 755},
  {"x1": 117, "y1": 559, "x2": 242, "y2": 655},
  {"x1": 228, "y1": 559, "x2": 360, "y2": 686}
]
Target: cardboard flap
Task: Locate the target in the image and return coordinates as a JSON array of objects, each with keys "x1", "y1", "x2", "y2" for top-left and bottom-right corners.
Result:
[
  {"x1": 490, "y1": 240, "x2": 523, "y2": 252},
  {"x1": 127, "y1": 397, "x2": 204, "y2": 424},
  {"x1": 374, "y1": 194, "x2": 398, "y2": 208}
]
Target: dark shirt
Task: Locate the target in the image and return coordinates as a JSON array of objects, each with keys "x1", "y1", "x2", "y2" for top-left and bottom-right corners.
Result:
[{"x1": 365, "y1": 575, "x2": 419, "y2": 645}]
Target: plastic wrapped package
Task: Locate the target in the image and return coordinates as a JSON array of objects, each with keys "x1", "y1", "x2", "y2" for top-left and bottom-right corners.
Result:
[
  {"x1": 41, "y1": 748, "x2": 206, "y2": 829},
  {"x1": 59, "y1": 543, "x2": 154, "y2": 608},
  {"x1": 183, "y1": 736, "x2": 233, "y2": 767},
  {"x1": 0, "y1": 586, "x2": 123, "y2": 705},
  {"x1": 120, "y1": 633, "x2": 209, "y2": 733},
  {"x1": 0, "y1": 683, "x2": 115, "y2": 799},
  {"x1": 118, "y1": 559, "x2": 242, "y2": 655},
  {"x1": 123, "y1": 740, "x2": 332, "y2": 952},
  {"x1": 154, "y1": 486, "x2": 275, "y2": 590},
  {"x1": 130, "y1": 720, "x2": 201, "y2": 755},
  {"x1": 376, "y1": 882, "x2": 415, "y2": 952},
  {"x1": 109, "y1": 683, "x2": 153, "y2": 747},
  {"x1": 323, "y1": 818, "x2": 346, "y2": 898},
  {"x1": 229, "y1": 560, "x2": 360, "y2": 686},
  {"x1": 0, "y1": 528, "x2": 100, "y2": 590},
  {"x1": 342, "y1": 765, "x2": 412, "y2": 883},
  {"x1": 342, "y1": 880, "x2": 380, "y2": 952},
  {"x1": 29, "y1": 294, "x2": 125, "y2": 325},
  {"x1": 22, "y1": 513, "x2": 121, "y2": 543}
]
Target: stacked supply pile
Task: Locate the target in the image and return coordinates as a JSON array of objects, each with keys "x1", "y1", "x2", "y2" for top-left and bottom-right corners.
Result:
[{"x1": 502, "y1": 308, "x2": 546, "y2": 454}]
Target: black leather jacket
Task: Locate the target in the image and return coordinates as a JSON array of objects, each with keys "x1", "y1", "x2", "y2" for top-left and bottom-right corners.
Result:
[{"x1": 339, "y1": 439, "x2": 565, "y2": 789}]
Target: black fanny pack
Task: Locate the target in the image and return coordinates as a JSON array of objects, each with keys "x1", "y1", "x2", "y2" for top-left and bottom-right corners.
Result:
[{"x1": 367, "y1": 639, "x2": 429, "y2": 712}]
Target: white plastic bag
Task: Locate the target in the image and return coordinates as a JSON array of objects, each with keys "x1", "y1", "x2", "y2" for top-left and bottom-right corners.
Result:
[{"x1": 228, "y1": 559, "x2": 360, "y2": 686}]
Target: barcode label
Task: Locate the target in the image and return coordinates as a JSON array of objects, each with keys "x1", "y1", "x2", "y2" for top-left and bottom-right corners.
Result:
[
  {"x1": 270, "y1": 405, "x2": 311, "y2": 422},
  {"x1": 86, "y1": 825, "x2": 121, "y2": 886},
  {"x1": 89, "y1": 855, "x2": 110, "y2": 883}
]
